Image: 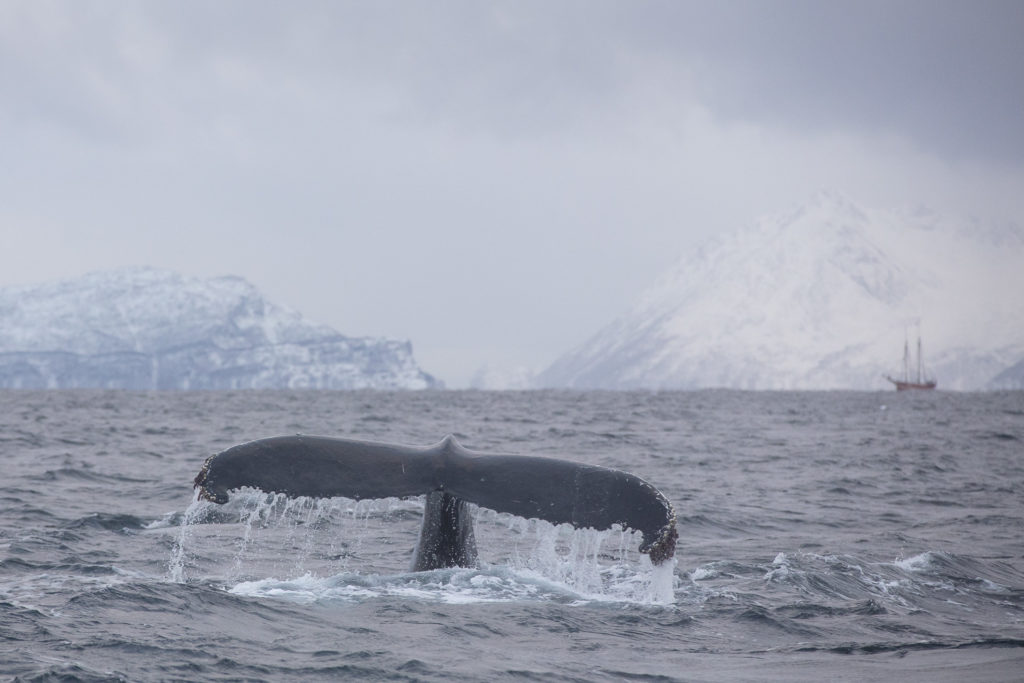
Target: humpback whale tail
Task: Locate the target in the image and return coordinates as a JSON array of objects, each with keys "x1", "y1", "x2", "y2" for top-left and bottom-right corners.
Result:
[{"x1": 193, "y1": 434, "x2": 677, "y2": 570}]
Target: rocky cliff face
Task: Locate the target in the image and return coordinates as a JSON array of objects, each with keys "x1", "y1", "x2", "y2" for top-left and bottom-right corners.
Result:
[
  {"x1": 0, "y1": 268, "x2": 441, "y2": 390},
  {"x1": 538, "y1": 191, "x2": 1024, "y2": 390}
]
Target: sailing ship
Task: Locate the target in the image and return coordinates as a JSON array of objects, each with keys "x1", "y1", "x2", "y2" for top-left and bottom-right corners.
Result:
[{"x1": 885, "y1": 331, "x2": 937, "y2": 391}]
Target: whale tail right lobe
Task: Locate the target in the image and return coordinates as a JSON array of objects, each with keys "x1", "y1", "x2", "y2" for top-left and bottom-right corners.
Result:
[{"x1": 438, "y1": 446, "x2": 677, "y2": 564}]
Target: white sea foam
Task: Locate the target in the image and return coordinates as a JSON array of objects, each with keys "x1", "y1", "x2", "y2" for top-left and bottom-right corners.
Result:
[
  {"x1": 143, "y1": 511, "x2": 181, "y2": 530},
  {"x1": 230, "y1": 568, "x2": 558, "y2": 605},
  {"x1": 228, "y1": 561, "x2": 673, "y2": 606},
  {"x1": 894, "y1": 552, "x2": 936, "y2": 572},
  {"x1": 689, "y1": 566, "x2": 718, "y2": 581}
]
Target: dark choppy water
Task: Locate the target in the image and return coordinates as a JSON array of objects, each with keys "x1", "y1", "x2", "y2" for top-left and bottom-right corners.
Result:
[{"x1": 2, "y1": 389, "x2": 1023, "y2": 681}]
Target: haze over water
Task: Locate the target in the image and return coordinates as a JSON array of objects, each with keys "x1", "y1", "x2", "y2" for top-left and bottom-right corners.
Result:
[{"x1": 2, "y1": 388, "x2": 1022, "y2": 681}]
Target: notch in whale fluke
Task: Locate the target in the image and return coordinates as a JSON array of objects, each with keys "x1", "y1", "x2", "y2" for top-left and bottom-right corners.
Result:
[{"x1": 192, "y1": 434, "x2": 677, "y2": 568}]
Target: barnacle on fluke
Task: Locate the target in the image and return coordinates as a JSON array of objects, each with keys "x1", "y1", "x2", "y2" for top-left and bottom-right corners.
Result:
[
  {"x1": 193, "y1": 454, "x2": 228, "y2": 504},
  {"x1": 192, "y1": 434, "x2": 678, "y2": 570},
  {"x1": 646, "y1": 523, "x2": 679, "y2": 565}
]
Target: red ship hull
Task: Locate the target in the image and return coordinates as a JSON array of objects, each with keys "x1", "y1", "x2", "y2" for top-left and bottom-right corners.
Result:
[{"x1": 886, "y1": 377, "x2": 937, "y2": 391}]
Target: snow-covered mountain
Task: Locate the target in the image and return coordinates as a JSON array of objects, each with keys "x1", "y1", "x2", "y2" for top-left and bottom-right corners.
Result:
[
  {"x1": 538, "y1": 191, "x2": 1024, "y2": 391},
  {"x1": 988, "y1": 359, "x2": 1024, "y2": 390},
  {"x1": 0, "y1": 267, "x2": 441, "y2": 390}
]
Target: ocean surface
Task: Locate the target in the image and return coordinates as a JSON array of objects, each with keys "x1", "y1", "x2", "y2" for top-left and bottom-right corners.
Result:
[{"x1": 1, "y1": 389, "x2": 1022, "y2": 682}]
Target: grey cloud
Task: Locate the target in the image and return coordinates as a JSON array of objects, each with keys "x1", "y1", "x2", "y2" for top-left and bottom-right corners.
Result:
[
  {"x1": 655, "y1": 0, "x2": 1024, "y2": 165},
  {"x1": 6, "y1": 1, "x2": 1021, "y2": 164}
]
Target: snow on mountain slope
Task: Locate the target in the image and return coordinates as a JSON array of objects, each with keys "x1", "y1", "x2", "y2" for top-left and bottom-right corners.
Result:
[
  {"x1": 0, "y1": 267, "x2": 441, "y2": 390},
  {"x1": 988, "y1": 359, "x2": 1024, "y2": 390},
  {"x1": 538, "y1": 191, "x2": 1024, "y2": 390}
]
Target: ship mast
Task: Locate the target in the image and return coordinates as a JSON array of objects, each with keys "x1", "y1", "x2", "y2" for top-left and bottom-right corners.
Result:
[
  {"x1": 916, "y1": 335, "x2": 923, "y2": 384},
  {"x1": 903, "y1": 334, "x2": 910, "y2": 382}
]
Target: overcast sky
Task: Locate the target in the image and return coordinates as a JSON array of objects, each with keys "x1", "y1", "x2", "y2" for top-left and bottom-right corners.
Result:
[{"x1": 2, "y1": 1, "x2": 1023, "y2": 386}]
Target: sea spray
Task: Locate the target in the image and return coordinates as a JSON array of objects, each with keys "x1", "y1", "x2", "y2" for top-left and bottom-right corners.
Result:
[
  {"x1": 171, "y1": 491, "x2": 674, "y2": 603},
  {"x1": 171, "y1": 491, "x2": 427, "y2": 581},
  {"x1": 646, "y1": 556, "x2": 677, "y2": 604},
  {"x1": 224, "y1": 492, "x2": 408, "y2": 579},
  {"x1": 471, "y1": 506, "x2": 674, "y2": 603},
  {"x1": 168, "y1": 489, "x2": 206, "y2": 583}
]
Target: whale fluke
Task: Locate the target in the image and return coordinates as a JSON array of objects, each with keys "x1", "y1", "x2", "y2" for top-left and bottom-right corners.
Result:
[{"x1": 193, "y1": 434, "x2": 677, "y2": 569}]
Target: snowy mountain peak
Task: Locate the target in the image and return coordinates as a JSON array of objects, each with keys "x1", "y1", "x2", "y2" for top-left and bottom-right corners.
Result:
[
  {"x1": 0, "y1": 267, "x2": 441, "y2": 390},
  {"x1": 784, "y1": 188, "x2": 869, "y2": 225},
  {"x1": 538, "y1": 194, "x2": 1024, "y2": 390},
  {"x1": 0, "y1": 266, "x2": 336, "y2": 356}
]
